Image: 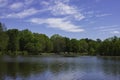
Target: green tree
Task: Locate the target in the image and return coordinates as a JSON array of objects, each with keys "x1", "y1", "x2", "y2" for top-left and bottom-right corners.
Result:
[
  {"x1": 33, "y1": 33, "x2": 53, "y2": 53},
  {"x1": 63, "y1": 37, "x2": 71, "y2": 53},
  {"x1": 7, "y1": 29, "x2": 20, "y2": 52},
  {"x1": 88, "y1": 40, "x2": 97, "y2": 55},
  {"x1": 98, "y1": 36, "x2": 120, "y2": 56},
  {"x1": 51, "y1": 34, "x2": 65, "y2": 53},
  {"x1": 78, "y1": 39, "x2": 88, "y2": 54},
  {"x1": 70, "y1": 39, "x2": 79, "y2": 53},
  {"x1": 0, "y1": 23, "x2": 8, "y2": 52},
  {"x1": 19, "y1": 29, "x2": 34, "y2": 53}
]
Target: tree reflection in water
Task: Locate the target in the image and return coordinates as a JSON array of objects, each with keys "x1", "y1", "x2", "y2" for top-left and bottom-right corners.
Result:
[{"x1": 0, "y1": 56, "x2": 120, "y2": 80}]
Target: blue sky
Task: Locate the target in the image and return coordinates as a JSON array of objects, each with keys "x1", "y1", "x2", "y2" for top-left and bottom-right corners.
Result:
[{"x1": 0, "y1": 0, "x2": 120, "y2": 40}]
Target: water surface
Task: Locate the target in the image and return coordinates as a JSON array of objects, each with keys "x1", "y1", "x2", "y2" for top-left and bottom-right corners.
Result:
[{"x1": 0, "y1": 56, "x2": 120, "y2": 80}]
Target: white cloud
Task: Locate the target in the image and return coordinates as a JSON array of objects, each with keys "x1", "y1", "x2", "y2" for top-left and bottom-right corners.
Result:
[
  {"x1": 100, "y1": 28, "x2": 117, "y2": 32},
  {"x1": 91, "y1": 25, "x2": 120, "y2": 35},
  {"x1": 0, "y1": 0, "x2": 85, "y2": 21},
  {"x1": 41, "y1": 1, "x2": 50, "y2": 6},
  {"x1": 2, "y1": 8, "x2": 39, "y2": 18},
  {"x1": 96, "y1": 13, "x2": 112, "y2": 17},
  {"x1": 95, "y1": 25, "x2": 119, "y2": 29},
  {"x1": 24, "y1": 0, "x2": 34, "y2": 5},
  {"x1": 57, "y1": 0, "x2": 70, "y2": 3},
  {"x1": 29, "y1": 18, "x2": 84, "y2": 32},
  {"x1": 93, "y1": 25, "x2": 119, "y2": 31},
  {"x1": 49, "y1": 2, "x2": 85, "y2": 20},
  {"x1": 10, "y1": 2, "x2": 24, "y2": 10},
  {"x1": 85, "y1": 11, "x2": 94, "y2": 15},
  {"x1": 111, "y1": 31, "x2": 120, "y2": 34}
]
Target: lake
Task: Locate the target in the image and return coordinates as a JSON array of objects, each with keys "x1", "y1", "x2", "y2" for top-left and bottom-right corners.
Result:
[{"x1": 0, "y1": 56, "x2": 120, "y2": 80}]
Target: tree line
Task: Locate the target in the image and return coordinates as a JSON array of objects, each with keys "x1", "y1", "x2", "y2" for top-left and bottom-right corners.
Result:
[{"x1": 0, "y1": 22, "x2": 120, "y2": 56}]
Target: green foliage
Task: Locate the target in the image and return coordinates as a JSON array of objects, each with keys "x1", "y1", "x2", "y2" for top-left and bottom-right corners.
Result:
[
  {"x1": 0, "y1": 23, "x2": 7, "y2": 32},
  {"x1": 51, "y1": 34, "x2": 65, "y2": 53},
  {"x1": 0, "y1": 22, "x2": 120, "y2": 56},
  {"x1": 7, "y1": 29, "x2": 20, "y2": 52},
  {"x1": 98, "y1": 36, "x2": 120, "y2": 56},
  {"x1": 70, "y1": 39, "x2": 79, "y2": 53},
  {"x1": 0, "y1": 32, "x2": 8, "y2": 51},
  {"x1": 19, "y1": 29, "x2": 34, "y2": 52},
  {"x1": 63, "y1": 37, "x2": 71, "y2": 53},
  {"x1": 78, "y1": 39, "x2": 88, "y2": 53},
  {"x1": 0, "y1": 23, "x2": 8, "y2": 51}
]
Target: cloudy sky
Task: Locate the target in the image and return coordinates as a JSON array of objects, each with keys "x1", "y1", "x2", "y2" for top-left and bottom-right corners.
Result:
[{"x1": 0, "y1": 0, "x2": 120, "y2": 40}]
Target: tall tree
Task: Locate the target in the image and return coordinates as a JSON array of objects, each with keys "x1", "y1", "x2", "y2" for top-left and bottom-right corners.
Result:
[
  {"x1": 51, "y1": 34, "x2": 65, "y2": 53},
  {"x1": 70, "y1": 39, "x2": 79, "y2": 53},
  {"x1": 19, "y1": 29, "x2": 34, "y2": 53},
  {"x1": 63, "y1": 37, "x2": 71, "y2": 53},
  {"x1": 78, "y1": 39, "x2": 88, "y2": 53},
  {"x1": 0, "y1": 22, "x2": 8, "y2": 52},
  {"x1": 33, "y1": 33, "x2": 53, "y2": 53},
  {"x1": 7, "y1": 29, "x2": 20, "y2": 52}
]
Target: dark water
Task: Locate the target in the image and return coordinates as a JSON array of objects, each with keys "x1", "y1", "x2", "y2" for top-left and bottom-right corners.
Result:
[{"x1": 0, "y1": 56, "x2": 120, "y2": 80}]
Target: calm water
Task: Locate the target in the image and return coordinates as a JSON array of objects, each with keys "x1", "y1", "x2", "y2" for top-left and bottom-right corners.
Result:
[{"x1": 0, "y1": 56, "x2": 120, "y2": 80}]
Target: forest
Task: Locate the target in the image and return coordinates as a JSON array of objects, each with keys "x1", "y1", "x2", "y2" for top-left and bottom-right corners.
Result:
[{"x1": 0, "y1": 22, "x2": 120, "y2": 56}]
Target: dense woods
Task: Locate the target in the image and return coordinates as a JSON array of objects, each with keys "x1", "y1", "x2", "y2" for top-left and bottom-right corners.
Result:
[{"x1": 0, "y1": 22, "x2": 120, "y2": 56}]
